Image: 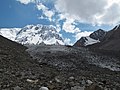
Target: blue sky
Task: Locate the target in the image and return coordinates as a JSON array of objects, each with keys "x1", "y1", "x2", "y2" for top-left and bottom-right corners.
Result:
[
  {"x1": 0, "y1": 0, "x2": 51, "y2": 27},
  {"x1": 0, "y1": 0, "x2": 119, "y2": 44}
]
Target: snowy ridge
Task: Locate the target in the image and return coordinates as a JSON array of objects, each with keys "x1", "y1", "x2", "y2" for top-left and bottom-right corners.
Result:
[
  {"x1": 84, "y1": 36, "x2": 100, "y2": 46},
  {"x1": 74, "y1": 29, "x2": 106, "y2": 46},
  {"x1": 0, "y1": 24, "x2": 64, "y2": 45},
  {"x1": 0, "y1": 28, "x2": 21, "y2": 41}
]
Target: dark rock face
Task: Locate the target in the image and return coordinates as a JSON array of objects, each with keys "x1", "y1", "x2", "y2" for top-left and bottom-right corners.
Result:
[
  {"x1": 74, "y1": 24, "x2": 120, "y2": 57},
  {"x1": 85, "y1": 84, "x2": 103, "y2": 90},
  {"x1": 74, "y1": 37, "x2": 88, "y2": 47},
  {"x1": 88, "y1": 25, "x2": 120, "y2": 58},
  {"x1": 89, "y1": 25, "x2": 120, "y2": 53},
  {"x1": 89, "y1": 29, "x2": 106, "y2": 41},
  {"x1": 0, "y1": 35, "x2": 57, "y2": 89}
]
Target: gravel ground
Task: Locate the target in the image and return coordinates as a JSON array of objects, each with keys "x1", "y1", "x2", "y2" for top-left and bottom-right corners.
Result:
[{"x1": 0, "y1": 37, "x2": 120, "y2": 90}]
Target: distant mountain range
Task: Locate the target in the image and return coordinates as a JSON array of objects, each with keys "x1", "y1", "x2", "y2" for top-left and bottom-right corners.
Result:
[
  {"x1": 89, "y1": 25, "x2": 120, "y2": 51},
  {"x1": 1, "y1": 24, "x2": 120, "y2": 55},
  {"x1": 0, "y1": 24, "x2": 64, "y2": 45},
  {"x1": 0, "y1": 29, "x2": 120, "y2": 89},
  {"x1": 74, "y1": 29, "x2": 107, "y2": 46},
  {"x1": 0, "y1": 24, "x2": 120, "y2": 89},
  {"x1": 74, "y1": 24, "x2": 120, "y2": 57}
]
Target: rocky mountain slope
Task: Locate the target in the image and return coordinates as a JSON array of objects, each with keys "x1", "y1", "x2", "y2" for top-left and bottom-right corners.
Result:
[
  {"x1": 0, "y1": 35, "x2": 120, "y2": 89},
  {"x1": 0, "y1": 24, "x2": 120, "y2": 89},
  {"x1": 0, "y1": 35, "x2": 36, "y2": 89},
  {"x1": 90, "y1": 24, "x2": 120, "y2": 51},
  {"x1": 86, "y1": 24, "x2": 120, "y2": 58},
  {"x1": 0, "y1": 35, "x2": 64, "y2": 89},
  {"x1": 74, "y1": 29, "x2": 106, "y2": 47},
  {"x1": 0, "y1": 24, "x2": 64, "y2": 45},
  {"x1": 74, "y1": 24, "x2": 120, "y2": 57}
]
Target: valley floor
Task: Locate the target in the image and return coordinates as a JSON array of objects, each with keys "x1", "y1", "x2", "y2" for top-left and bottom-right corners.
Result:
[
  {"x1": 26, "y1": 45, "x2": 120, "y2": 90},
  {"x1": 0, "y1": 45, "x2": 120, "y2": 90}
]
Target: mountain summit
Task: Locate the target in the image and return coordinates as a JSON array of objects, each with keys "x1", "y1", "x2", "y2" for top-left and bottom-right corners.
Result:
[
  {"x1": 90, "y1": 24, "x2": 120, "y2": 52},
  {"x1": 0, "y1": 24, "x2": 64, "y2": 45},
  {"x1": 74, "y1": 29, "x2": 106, "y2": 47},
  {"x1": 74, "y1": 24, "x2": 120, "y2": 48},
  {"x1": 74, "y1": 24, "x2": 120, "y2": 57}
]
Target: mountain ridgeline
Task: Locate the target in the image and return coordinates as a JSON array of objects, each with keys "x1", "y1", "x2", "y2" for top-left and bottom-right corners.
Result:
[
  {"x1": 74, "y1": 29, "x2": 106, "y2": 47},
  {"x1": 0, "y1": 24, "x2": 64, "y2": 45},
  {"x1": 74, "y1": 24, "x2": 120, "y2": 57},
  {"x1": 0, "y1": 24, "x2": 120, "y2": 89}
]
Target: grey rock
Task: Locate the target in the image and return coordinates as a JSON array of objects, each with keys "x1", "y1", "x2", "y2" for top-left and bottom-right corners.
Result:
[
  {"x1": 85, "y1": 84, "x2": 103, "y2": 90},
  {"x1": 39, "y1": 87, "x2": 49, "y2": 90},
  {"x1": 71, "y1": 86, "x2": 85, "y2": 90},
  {"x1": 14, "y1": 86, "x2": 21, "y2": 90},
  {"x1": 69, "y1": 76, "x2": 75, "y2": 80},
  {"x1": 89, "y1": 29, "x2": 106, "y2": 41}
]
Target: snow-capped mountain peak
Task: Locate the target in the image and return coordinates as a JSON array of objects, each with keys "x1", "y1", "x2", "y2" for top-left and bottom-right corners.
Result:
[
  {"x1": 0, "y1": 24, "x2": 64, "y2": 45},
  {"x1": 74, "y1": 36, "x2": 100, "y2": 46},
  {"x1": 74, "y1": 29, "x2": 106, "y2": 47},
  {"x1": 89, "y1": 29, "x2": 106, "y2": 41}
]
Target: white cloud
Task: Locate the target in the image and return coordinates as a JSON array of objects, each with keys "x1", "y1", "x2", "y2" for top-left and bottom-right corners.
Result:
[
  {"x1": 38, "y1": 15, "x2": 44, "y2": 19},
  {"x1": 62, "y1": 16, "x2": 81, "y2": 33},
  {"x1": 17, "y1": 0, "x2": 55, "y2": 21},
  {"x1": 59, "y1": 14, "x2": 66, "y2": 20},
  {"x1": 17, "y1": 0, "x2": 34, "y2": 4},
  {"x1": 17, "y1": 0, "x2": 56, "y2": 4},
  {"x1": 36, "y1": 2, "x2": 47, "y2": 10},
  {"x1": 55, "y1": 0, "x2": 120, "y2": 25},
  {"x1": 64, "y1": 38, "x2": 73, "y2": 45},
  {"x1": 56, "y1": 24, "x2": 61, "y2": 32},
  {"x1": 75, "y1": 31, "x2": 93, "y2": 40},
  {"x1": 44, "y1": 10, "x2": 54, "y2": 21},
  {"x1": 100, "y1": 3, "x2": 120, "y2": 25},
  {"x1": 36, "y1": 3, "x2": 55, "y2": 21}
]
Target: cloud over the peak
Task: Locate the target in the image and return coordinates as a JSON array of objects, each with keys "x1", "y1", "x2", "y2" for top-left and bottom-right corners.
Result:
[
  {"x1": 64, "y1": 38, "x2": 73, "y2": 45},
  {"x1": 36, "y1": 3, "x2": 55, "y2": 21},
  {"x1": 17, "y1": 0, "x2": 34, "y2": 4},
  {"x1": 55, "y1": 0, "x2": 120, "y2": 25},
  {"x1": 75, "y1": 31, "x2": 93, "y2": 41},
  {"x1": 17, "y1": 0, "x2": 55, "y2": 21},
  {"x1": 62, "y1": 18, "x2": 80, "y2": 33}
]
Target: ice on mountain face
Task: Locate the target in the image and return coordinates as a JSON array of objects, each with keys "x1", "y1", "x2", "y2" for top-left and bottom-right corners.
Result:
[
  {"x1": 31, "y1": 35, "x2": 42, "y2": 44},
  {"x1": 84, "y1": 36, "x2": 100, "y2": 46},
  {"x1": 74, "y1": 29, "x2": 106, "y2": 46},
  {"x1": 0, "y1": 24, "x2": 64, "y2": 45}
]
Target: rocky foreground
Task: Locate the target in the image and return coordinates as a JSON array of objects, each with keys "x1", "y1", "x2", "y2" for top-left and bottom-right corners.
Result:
[{"x1": 0, "y1": 35, "x2": 120, "y2": 90}]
